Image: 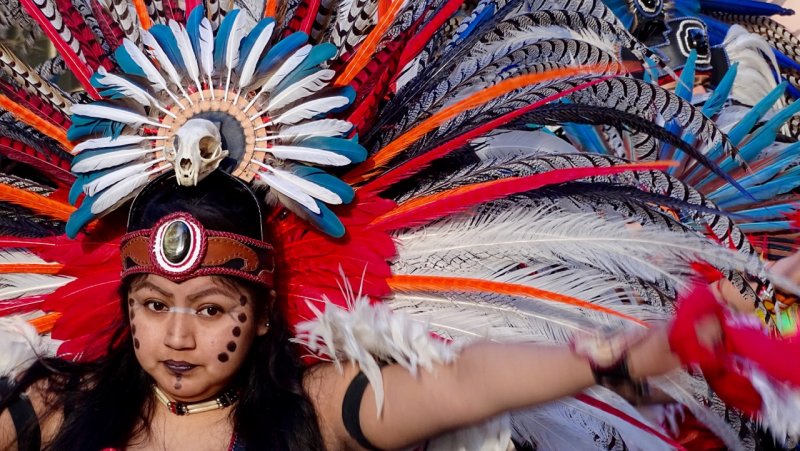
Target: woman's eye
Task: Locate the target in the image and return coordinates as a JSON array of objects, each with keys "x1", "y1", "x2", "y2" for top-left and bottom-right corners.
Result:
[
  {"x1": 144, "y1": 301, "x2": 168, "y2": 312},
  {"x1": 198, "y1": 306, "x2": 222, "y2": 317}
]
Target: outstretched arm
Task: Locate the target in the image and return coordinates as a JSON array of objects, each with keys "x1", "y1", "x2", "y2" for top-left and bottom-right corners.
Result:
[{"x1": 307, "y1": 326, "x2": 678, "y2": 450}]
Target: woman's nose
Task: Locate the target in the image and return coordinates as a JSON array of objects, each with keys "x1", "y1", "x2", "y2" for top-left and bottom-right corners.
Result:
[{"x1": 163, "y1": 312, "x2": 197, "y2": 350}]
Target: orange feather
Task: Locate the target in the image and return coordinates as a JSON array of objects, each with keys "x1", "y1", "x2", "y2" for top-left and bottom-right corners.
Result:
[
  {"x1": 388, "y1": 274, "x2": 649, "y2": 327},
  {"x1": 28, "y1": 312, "x2": 62, "y2": 334},
  {"x1": 335, "y1": 0, "x2": 406, "y2": 86},
  {"x1": 0, "y1": 263, "x2": 63, "y2": 274},
  {"x1": 370, "y1": 161, "x2": 677, "y2": 230},
  {"x1": 0, "y1": 184, "x2": 76, "y2": 222},
  {"x1": 0, "y1": 94, "x2": 73, "y2": 152},
  {"x1": 345, "y1": 66, "x2": 604, "y2": 183},
  {"x1": 264, "y1": 0, "x2": 277, "y2": 17},
  {"x1": 131, "y1": 0, "x2": 152, "y2": 29}
]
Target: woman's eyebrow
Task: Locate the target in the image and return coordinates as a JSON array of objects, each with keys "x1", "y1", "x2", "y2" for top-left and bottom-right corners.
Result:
[
  {"x1": 187, "y1": 286, "x2": 239, "y2": 303},
  {"x1": 130, "y1": 281, "x2": 173, "y2": 299}
]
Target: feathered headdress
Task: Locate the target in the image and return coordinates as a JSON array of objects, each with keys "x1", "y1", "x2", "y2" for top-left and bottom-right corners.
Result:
[{"x1": 0, "y1": 0, "x2": 799, "y2": 448}]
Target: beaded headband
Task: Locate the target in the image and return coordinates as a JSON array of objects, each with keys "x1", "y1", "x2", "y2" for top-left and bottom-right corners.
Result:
[{"x1": 120, "y1": 212, "x2": 275, "y2": 286}]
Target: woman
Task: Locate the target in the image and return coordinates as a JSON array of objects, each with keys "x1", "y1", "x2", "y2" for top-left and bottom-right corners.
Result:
[{"x1": 0, "y1": 171, "x2": 681, "y2": 451}]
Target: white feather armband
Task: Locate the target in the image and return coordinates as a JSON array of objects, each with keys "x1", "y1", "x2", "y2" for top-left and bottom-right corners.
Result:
[
  {"x1": 0, "y1": 317, "x2": 58, "y2": 378},
  {"x1": 293, "y1": 296, "x2": 513, "y2": 451}
]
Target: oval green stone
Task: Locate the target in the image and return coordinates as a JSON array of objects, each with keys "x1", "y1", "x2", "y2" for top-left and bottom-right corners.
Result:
[{"x1": 163, "y1": 221, "x2": 191, "y2": 263}]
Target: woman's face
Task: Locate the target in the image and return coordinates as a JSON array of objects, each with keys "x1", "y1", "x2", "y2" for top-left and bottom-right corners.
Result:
[{"x1": 126, "y1": 274, "x2": 268, "y2": 402}]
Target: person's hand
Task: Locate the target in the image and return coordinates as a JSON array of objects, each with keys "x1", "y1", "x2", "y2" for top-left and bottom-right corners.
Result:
[{"x1": 626, "y1": 325, "x2": 681, "y2": 379}]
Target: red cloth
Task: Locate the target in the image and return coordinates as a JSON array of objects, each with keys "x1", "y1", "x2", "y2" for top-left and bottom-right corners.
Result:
[{"x1": 669, "y1": 282, "x2": 800, "y2": 416}]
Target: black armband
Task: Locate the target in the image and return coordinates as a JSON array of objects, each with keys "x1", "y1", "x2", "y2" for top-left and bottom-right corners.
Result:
[
  {"x1": 342, "y1": 369, "x2": 384, "y2": 451},
  {"x1": 0, "y1": 377, "x2": 41, "y2": 451}
]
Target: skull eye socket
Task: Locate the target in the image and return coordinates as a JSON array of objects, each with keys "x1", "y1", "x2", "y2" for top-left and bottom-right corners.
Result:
[{"x1": 199, "y1": 136, "x2": 219, "y2": 160}]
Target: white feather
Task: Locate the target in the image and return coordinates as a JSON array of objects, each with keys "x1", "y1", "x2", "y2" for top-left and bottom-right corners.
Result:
[
  {"x1": 224, "y1": 12, "x2": 249, "y2": 97},
  {"x1": 268, "y1": 94, "x2": 351, "y2": 126},
  {"x1": 83, "y1": 159, "x2": 164, "y2": 196},
  {"x1": 267, "y1": 69, "x2": 335, "y2": 111},
  {"x1": 72, "y1": 147, "x2": 157, "y2": 173},
  {"x1": 276, "y1": 119, "x2": 353, "y2": 142},
  {"x1": 199, "y1": 17, "x2": 215, "y2": 78},
  {"x1": 262, "y1": 163, "x2": 342, "y2": 204},
  {"x1": 70, "y1": 103, "x2": 167, "y2": 128},
  {"x1": 260, "y1": 145, "x2": 351, "y2": 166},
  {"x1": 723, "y1": 25, "x2": 785, "y2": 110},
  {"x1": 395, "y1": 205, "x2": 764, "y2": 288},
  {"x1": 0, "y1": 274, "x2": 74, "y2": 300},
  {"x1": 651, "y1": 373, "x2": 746, "y2": 451},
  {"x1": 93, "y1": 67, "x2": 175, "y2": 118},
  {"x1": 90, "y1": 166, "x2": 168, "y2": 215},
  {"x1": 141, "y1": 29, "x2": 191, "y2": 101},
  {"x1": 237, "y1": 21, "x2": 275, "y2": 90},
  {"x1": 122, "y1": 39, "x2": 182, "y2": 106},
  {"x1": 252, "y1": 164, "x2": 320, "y2": 213},
  {"x1": 169, "y1": 20, "x2": 202, "y2": 93},
  {"x1": 0, "y1": 249, "x2": 48, "y2": 264},
  {"x1": 260, "y1": 44, "x2": 312, "y2": 94},
  {"x1": 72, "y1": 135, "x2": 154, "y2": 154},
  {"x1": 0, "y1": 317, "x2": 60, "y2": 378}
]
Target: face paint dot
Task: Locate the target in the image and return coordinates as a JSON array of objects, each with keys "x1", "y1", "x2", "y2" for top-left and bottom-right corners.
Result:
[
  {"x1": 134, "y1": 338, "x2": 140, "y2": 349},
  {"x1": 217, "y1": 352, "x2": 229, "y2": 363},
  {"x1": 232, "y1": 327, "x2": 241, "y2": 337},
  {"x1": 239, "y1": 295, "x2": 247, "y2": 306},
  {"x1": 131, "y1": 324, "x2": 136, "y2": 335},
  {"x1": 237, "y1": 313, "x2": 247, "y2": 323},
  {"x1": 129, "y1": 311, "x2": 135, "y2": 320},
  {"x1": 128, "y1": 298, "x2": 134, "y2": 306},
  {"x1": 226, "y1": 341, "x2": 237, "y2": 352},
  {"x1": 174, "y1": 383, "x2": 182, "y2": 390}
]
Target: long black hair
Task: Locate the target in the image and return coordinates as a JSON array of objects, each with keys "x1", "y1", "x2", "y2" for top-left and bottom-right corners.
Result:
[{"x1": 2, "y1": 276, "x2": 326, "y2": 450}]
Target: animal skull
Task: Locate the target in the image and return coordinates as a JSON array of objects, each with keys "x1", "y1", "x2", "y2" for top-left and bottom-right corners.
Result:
[{"x1": 166, "y1": 119, "x2": 229, "y2": 186}]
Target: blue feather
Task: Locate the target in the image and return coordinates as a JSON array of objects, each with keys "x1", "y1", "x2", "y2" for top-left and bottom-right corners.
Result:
[
  {"x1": 68, "y1": 116, "x2": 126, "y2": 141},
  {"x1": 294, "y1": 136, "x2": 367, "y2": 163},
  {"x1": 736, "y1": 205, "x2": 797, "y2": 222},
  {"x1": 213, "y1": 9, "x2": 241, "y2": 73},
  {"x1": 186, "y1": 5, "x2": 206, "y2": 59},
  {"x1": 237, "y1": 18, "x2": 275, "y2": 73},
  {"x1": 291, "y1": 165, "x2": 354, "y2": 204},
  {"x1": 65, "y1": 196, "x2": 98, "y2": 238},
  {"x1": 642, "y1": 56, "x2": 659, "y2": 84},
  {"x1": 717, "y1": 166, "x2": 800, "y2": 208},
  {"x1": 699, "y1": 0, "x2": 794, "y2": 16},
  {"x1": 273, "y1": 43, "x2": 337, "y2": 94},
  {"x1": 601, "y1": 0, "x2": 634, "y2": 29},
  {"x1": 149, "y1": 24, "x2": 187, "y2": 74},
  {"x1": 254, "y1": 31, "x2": 308, "y2": 79},
  {"x1": 675, "y1": 50, "x2": 697, "y2": 101},
  {"x1": 560, "y1": 123, "x2": 608, "y2": 154},
  {"x1": 306, "y1": 200, "x2": 345, "y2": 238},
  {"x1": 738, "y1": 221, "x2": 792, "y2": 233},
  {"x1": 702, "y1": 62, "x2": 737, "y2": 118},
  {"x1": 114, "y1": 46, "x2": 147, "y2": 78},
  {"x1": 774, "y1": 49, "x2": 800, "y2": 72}
]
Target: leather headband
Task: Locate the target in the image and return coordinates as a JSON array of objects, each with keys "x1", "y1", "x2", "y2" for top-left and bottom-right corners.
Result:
[{"x1": 120, "y1": 212, "x2": 274, "y2": 286}]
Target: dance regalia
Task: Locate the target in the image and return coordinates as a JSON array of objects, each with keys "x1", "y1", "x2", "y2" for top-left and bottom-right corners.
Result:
[{"x1": 0, "y1": 0, "x2": 800, "y2": 449}]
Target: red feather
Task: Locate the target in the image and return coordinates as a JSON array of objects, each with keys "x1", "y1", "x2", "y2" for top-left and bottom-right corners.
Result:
[
  {"x1": 0, "y1": 79, "x2": 70, "y2": 128},
  {"x1": 358, "y1": 77, "x2": 610, "y2": 195},
  {"x1": 90, "y1": 0, "x2": 124, "y2": 51},
  {"x1": 393, "y1": 0, "x2": 463, "y2": 85},
  {"x1": 274, "y1": 192, "x2": 396, "y2": 332},
  {"x1": 370, "y1": 162, "x2": 677, "y2": 231},
  {"x1": 575, "y1": 394, "x2": 687, "y2": 450},
  {"x1": 0, "y1": 138, "x2": 75, "y2": 187},
  {"x1": 55, "y1": 0, "x2": 113, "y2": 71}
]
